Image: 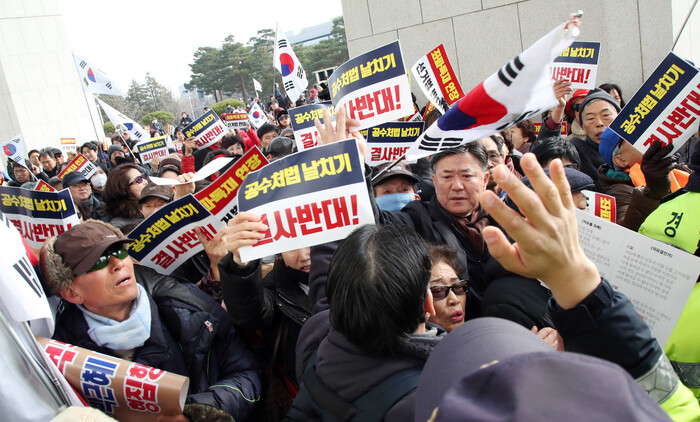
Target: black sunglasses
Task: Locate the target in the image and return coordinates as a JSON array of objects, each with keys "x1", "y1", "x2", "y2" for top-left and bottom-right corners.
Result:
[
  {"x1": 430, "y1": 280, "x2": 469, "y2": 300},
  {"x1": 80, "y1": 245, "x2": 129, "y2": 275}
]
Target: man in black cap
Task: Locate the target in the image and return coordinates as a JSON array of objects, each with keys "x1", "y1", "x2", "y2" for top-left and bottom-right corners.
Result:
[
  {"x1": 62, "y1": 171, "x2": 104, "y2": 220},
  {"x1": 569, "y1": 88, "x2": 622, "y2": 188},
  {"x1": 372, "y1": 162, "x2": 420, "y2": 211},
  {"x1": 40, "y1": 221, "x2": 261, "y2": 421}
]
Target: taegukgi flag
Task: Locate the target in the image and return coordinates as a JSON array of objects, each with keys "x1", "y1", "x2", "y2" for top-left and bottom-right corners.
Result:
[
  {"x1": 273, "y1": 24, "x2": 308, "y2": 103},
  {"x1": 97, "y1": 99, "x2": 151, "y2": 143},
  {"x1": 248, "y1": 102, "x2": 269, "y2": 129},
  {"x1": 253, "y1": 78, "x2": 263, "y2": 93},
  {"x1": 1, "y1": 134, "x2": 27, "y2": 167},
  {"x1": 406, "y1": 17, "x2": 580, "y2": 160},
  {"x1": 73, "y1": 55, "x2": 124, "y2": 96}
]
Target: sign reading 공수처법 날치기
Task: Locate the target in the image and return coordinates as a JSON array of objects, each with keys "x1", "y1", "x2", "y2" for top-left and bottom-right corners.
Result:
[
  {"x1": 550, "y1": 41, "x2": 600, "y2": 90},
  {"x1": 238, "y1": 139, "x2": 375, "y2": 262},
  {"x1": 365, "y1": 121, "x2": 424, "y2": 166},
  {"x1": 0, "y1": 186, "x2": 80, "y2": 249},
  {"x1": 288, "y1": 101, "x2": 336, "y2": 151},
  {"x1": 329, "y1": 41, "x2": 414, "y2": 130},
  {"x1": 609, "y1": 52, "x2": 700, "y2": 156},
  {"x1": 136, "y1": 135, "x2": 169, "y2": 162},
  {"x1": 183, "y1": 109, "x2": 228, "y2": 149}
]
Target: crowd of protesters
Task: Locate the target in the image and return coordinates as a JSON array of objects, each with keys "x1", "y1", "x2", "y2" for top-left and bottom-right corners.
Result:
[{"x1": 1, "y1": 50, "x2": 699, "y2": 421}]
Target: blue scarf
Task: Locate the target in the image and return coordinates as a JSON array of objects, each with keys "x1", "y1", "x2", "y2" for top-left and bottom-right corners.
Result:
[{"x1": 79, "y1": 284, "x2": 152, "y2": 350}]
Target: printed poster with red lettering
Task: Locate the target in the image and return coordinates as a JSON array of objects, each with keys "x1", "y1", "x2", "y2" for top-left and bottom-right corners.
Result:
[
  {"x1": 34, "y1": 180, "x2": 56, "y2": 192},
  {"x1": 238, "y1": 139, "x2": 375, "y2": 262},
  {"x1": 366, "y1": 121, "x2": 424, "y2": 166},
  {"x1": 550, "y1": 41, "x2": 600, "y2": 90},
  {"x1": 57, "y1": 153, "x2": 98, "y2": 180},
  {"x1": 0, "y1": 186, "x2": 80, "y2": 248},
  {"x1": 329, "y1": 41, "x2": 414, "y2": 130},
  {"x1": 38, "y1": 337, "x2": 189, "y2": 422},
  {"x1": 183, "y1": 109, "x2": 228, "y2": 149},
  {"x1": 288, "y1": 101, "x2": 336, "y2": 151},
  {"x1": 581, "y1": 189, "x2": 616, "y2": 223},
  {"x1": 195, "y1": 147, "x2": 268, "y2": 224},
  {"x1": 128, "y1": 194, "x2": 225, "y2": 274},
  {"x1": 609, "y1": 52, "x2": 700, "y2": 155},
  {"x1": 135, "y1": 135, "x2": 169, "y2": 162},
  {"x1": 222, "y1": 111, "x2": 248, "y2": 129},
  {"x1": 60, "y1": 137, "x2": 77, "y2": 154},
  {"x1": 411, "y1": 44, "x2": 465, "y2": 114}
]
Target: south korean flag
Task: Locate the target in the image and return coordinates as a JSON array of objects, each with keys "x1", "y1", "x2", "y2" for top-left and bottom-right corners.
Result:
[
  {"x1": 73, "y1": 55, "x2": 124, "y2": 96},
  {"x1": 248, "y1": 102, "x2": 269, "y2": 129},
  {"x1": 273, "y1": 24, "x2": 308, "y2": 103},
  {"x1": 96, "y1": 99, "x2": 150, "y2": 143}
]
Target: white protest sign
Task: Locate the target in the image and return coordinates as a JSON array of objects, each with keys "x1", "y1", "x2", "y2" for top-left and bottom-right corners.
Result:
[
  {"x1": 182, "y1": 109, "x2": 227, "y2": 149},
  {"x1": 238, "y1": 139, "x2": 375, "y2": 262},
  {"x1": 149, "y1": 156, "x2": 234, "y2": 186},
  {"x1": 128, "y1": 194, "x2": 225, "y2": 274},
  {"x1": 550, "y1": 41, "x2": 600, "y2": 90},
  {"x1": 575, "y1": 209, "x2": 699, "y2": 347},
  {"x1": 135, "y1": 135, "x2": 169, "y2": 162}
]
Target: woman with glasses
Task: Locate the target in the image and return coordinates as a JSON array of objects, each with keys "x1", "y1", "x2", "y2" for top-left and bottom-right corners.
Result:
[
  {"x1": 101, "y1": 163, "x2": 148, "y2": 232},
  {"x1": 426, "y1": 243, "x2": 468, "y2": 333}
]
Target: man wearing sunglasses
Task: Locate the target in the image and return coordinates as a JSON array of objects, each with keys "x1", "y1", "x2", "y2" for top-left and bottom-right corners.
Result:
[{"x1": 40, "y1": 221, "x2": 261, "y2": 420}]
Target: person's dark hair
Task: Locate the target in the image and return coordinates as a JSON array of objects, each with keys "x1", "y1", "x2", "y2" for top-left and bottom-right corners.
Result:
[
  {"x1": 530, "y1": 136, "x2": 582, "y2": 169},
  {"x1": 28, "y1": 149, "x2": 40, "y2": 159},
  {"x1": 430, "y1": 142, "x2": 489, "y2": 173},
  {"x1": 221, "y1": 133, "x2": 245, "y2": 152},
  {"x1": 515, "y1": 120, "x2": 537, "y2": 144},
  {"x1": 256, "y1": 123, "x2": 279, "y2": 140},
  {"x1": 425, "y1": 242, "x2": 464, "y2": 279},
  {"x1": 48, "y1": 176, "x2": 62, "y2": 189},
  {"x1": 599, "y1": 83, "x2": 625, "y2": 108},
  {"x1": 489, "y1": 134, "x2": 504, "y2": 154},
  {"x1": 102, "y1": 163, "x2": 144, "y2": 220},
  {"x1": 39, "y1": 149, "x2": 55, "y2": 160},
  {"x1": 81, "y1": 142, "x2": 97, "y2": 153},
  {"x1": 326, "y1": 224, "x2": 431, "y2": 355},
  {"x1": 499, "y1": 130, "x2": 514, "y2": 155}
]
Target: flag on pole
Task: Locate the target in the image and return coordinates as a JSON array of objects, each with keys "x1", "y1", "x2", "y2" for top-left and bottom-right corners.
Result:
[
  {"x1": 73, "y1": 55, "x2": 124, "y2": 96},
  {"x1": 405, "y1": 18, "x2": 579, "y2": 160},
  {"x1": 273, "y1": 24, "x2": 308, "y2": 103},
  {"x1": 1, "y1": 134, "x2": 27, "y2": 167},
  {"x1": 96, "y1": 99, "x2": 150, "y2": 143},
  {"x1": 248, "y1": 102, "x2": 269, "y2": 129},
  {"x1": 253, "y1": 78, "x2": 263, "y2": 93}
]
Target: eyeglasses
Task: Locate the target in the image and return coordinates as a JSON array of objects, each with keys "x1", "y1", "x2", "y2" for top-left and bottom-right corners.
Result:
[
  {"x1": 563, "y1": 163, "x2": 580, "y2": 170},
  {"x1": 430, "y1": 280, "x2": 469, "y2": 300},
  {"x1": 129, "y1": 174, "x2": 147, "y2": 186},
  {"x1": 487, "y1": 152, "x2": 503, "y2": 163},
  {"x1": 81, "y1": 245, "x2": 129, "y2": 274}
]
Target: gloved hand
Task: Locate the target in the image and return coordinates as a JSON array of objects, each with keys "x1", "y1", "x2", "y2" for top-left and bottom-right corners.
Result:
[{"x1": 640, "y1": 141, "x2": 675, "y2": 198}]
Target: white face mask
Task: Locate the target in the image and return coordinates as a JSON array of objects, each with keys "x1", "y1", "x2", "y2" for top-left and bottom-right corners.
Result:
[{"x1": 90, "y1": 173, "x2": 107, "y2": 188}]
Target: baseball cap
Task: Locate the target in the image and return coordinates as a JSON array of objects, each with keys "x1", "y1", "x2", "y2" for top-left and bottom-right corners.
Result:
[
  {"x1": 598, "y1": 127, "x2": 623, "y2": 168},
  {"x1": 53, "y1": 222, "x2": 134, "y2": 276},
  {"x1": 414, "y1": 318, "x2": 669, "y2": 422},
  {"x1": 372, "y1": 162, "x2": 420, "y2": 186},
  {"x1": 62, "y1": 171, "x2": 89, "y2": 187},
  {"x1": 565, "y1": 88, "x2": 590, "y2": 117},
  {"x1": 139, "y1": 182, "x2": 174, "y2": 204}
]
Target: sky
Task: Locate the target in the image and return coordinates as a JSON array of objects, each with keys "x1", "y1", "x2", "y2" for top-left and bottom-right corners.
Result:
[{"x1": 59, "y1": 0, "x2": 344, "y2": 96}]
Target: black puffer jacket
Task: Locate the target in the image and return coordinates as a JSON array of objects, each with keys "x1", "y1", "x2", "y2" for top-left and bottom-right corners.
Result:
[
  {"x1": 52, "y1": 265, "x2": 261, "y2": 420},
  {"x1": 220, "y1": 256, "x2": 311, "y2": 386}
]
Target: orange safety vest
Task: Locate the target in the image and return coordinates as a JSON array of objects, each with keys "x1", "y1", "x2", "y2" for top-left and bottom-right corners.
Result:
[{"x1": 628, "y1": 163, "x2": 689, "y2": 192}]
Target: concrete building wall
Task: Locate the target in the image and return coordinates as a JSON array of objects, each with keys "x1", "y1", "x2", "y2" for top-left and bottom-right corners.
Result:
[
  {"x1": 0, "y1": 0, "x2": 102, "y2": 162},
  {"x1": 341, "y1": 0, "x2": 695, "y2": 108}
]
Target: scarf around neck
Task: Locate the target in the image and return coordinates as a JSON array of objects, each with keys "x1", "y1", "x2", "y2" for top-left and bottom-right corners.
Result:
[
  {"x1": 79, "y1": 283, "x2": 152, "y2": 351},
  {"x1": 451, "y1": 206, "x2": 490, "y2": 256}
]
